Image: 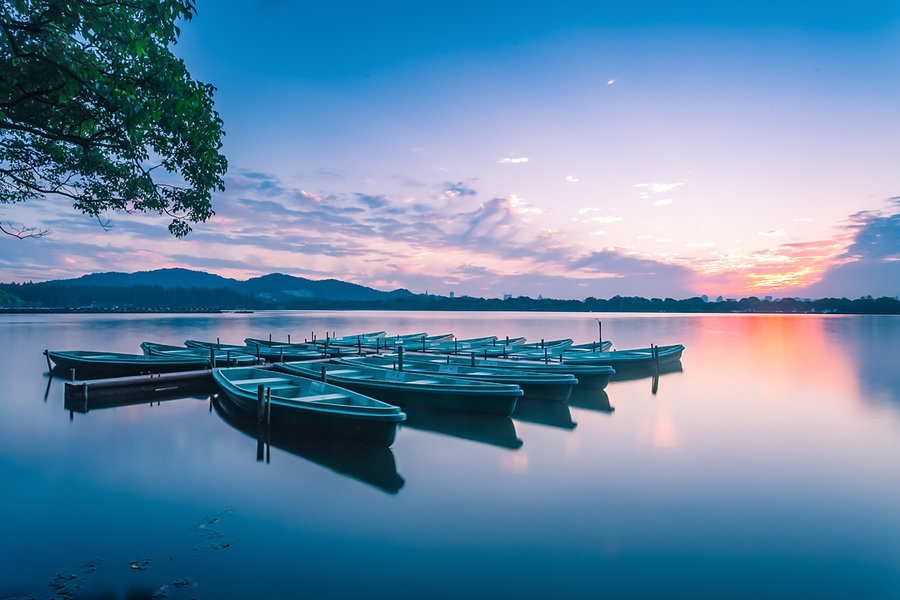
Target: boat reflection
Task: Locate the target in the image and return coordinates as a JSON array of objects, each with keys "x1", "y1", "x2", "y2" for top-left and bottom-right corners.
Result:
[
  {"x1": 401, "y1": 405, "x2": 523, "y2": 449},
  {"x1": 511, "y1": 396, "x2": 577, "y2": 430},
  {"x1": 609, "y1": 360, "x2": 683, "y2": 382},
  {"x1": 566, "y1": 388, "x2": 615, "y2": 414},
  {"x1": 63, "y1": 386, "x2": 212, "y2": 414},
  {"x1": 212, "y1": 394, "x2": 404, "y2": 495}
]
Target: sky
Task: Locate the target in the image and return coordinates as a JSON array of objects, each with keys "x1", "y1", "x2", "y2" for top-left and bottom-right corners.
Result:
[{"x1": 1, "y1": 0, "x2": 899, "y2": 299}]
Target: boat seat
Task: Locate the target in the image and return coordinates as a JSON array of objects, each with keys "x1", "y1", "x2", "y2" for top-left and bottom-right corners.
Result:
[
  {"x1": 230, "y1": 377, "x2": 292, "y2": 386},
  {"x1": 304, "y1": 393, "x2": 349, "y2": 403},
  {"x1": 407, "y1": 379, "x2": 438, "y2": 384},
  {"x1": 325, "y1": 369, "x2": 357, "y2": 375}
]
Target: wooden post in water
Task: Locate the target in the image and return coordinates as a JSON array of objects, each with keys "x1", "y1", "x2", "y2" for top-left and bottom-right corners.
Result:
[
  {"x1": 216, "y1": 337, "x2": 220, "y2": 348},
  {"x1": 257, "y1": 384, "x2": 265, "y2": 424},
  {"x1": 70, "y1": 368, "x2": 76, "y2": 381},
  {"x1": 265, "y1": 387, "x2": 272, "y2": 426},
  {"x1": 209, "y1": 347, "x2": 216, "y2": 368},
  {"x1": 471, "y1": 352, "x2": 476, "y2": 367},
  {"x1": 320, "y1": 365, "x2": 327, "y2": 382},
  {"x1": 226, "y1": 350, "x2": 231, "y2": 366},
  {"x1": 357, "y1": 336, "x2": 362, "y2": 355},
  {"x1": 288, "y1": 334, "x2": 291, "y2": 344},
  {"x1": 398, "y1": 346, "x2": 404, "y2": 372},
  {"x1": 544, "y1": 348, "x2": 549, "y2": 363},
  {"x1": 279, "y1": 347, "x2": 284, "y2": 362},
  {"x1": 598, "y1": 320, "x2": 602, "y2": 347},
  {"x1": 269, "y1": 333, "x2": 272, "y2": 342}
]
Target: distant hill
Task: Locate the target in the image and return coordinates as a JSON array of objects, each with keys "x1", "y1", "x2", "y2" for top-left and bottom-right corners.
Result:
[{"x1": 8, "y1": 268, "x2": 414, "y2": 305}]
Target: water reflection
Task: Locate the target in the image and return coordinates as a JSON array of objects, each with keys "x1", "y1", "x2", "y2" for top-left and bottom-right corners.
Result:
[
  {"x1": 511, "y1": 396, "x2": 577, "y2": 430},
  {"x1": 401, "y1": 406, "x2": 523, "y2": 449},
  {"x1": 608, "y1": 360, "x2": 683, "y2": 382},
  {"x1": 566, "y1": 388, "x2": 615, "y2": 414},
  {"x1": 211, "y1": 394, "x2": 405, "y2": 494}
]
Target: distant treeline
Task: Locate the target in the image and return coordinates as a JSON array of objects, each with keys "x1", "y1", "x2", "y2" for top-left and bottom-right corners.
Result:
[{"x1": 1, "y1": 282, "x2": 898, "y2": 314}]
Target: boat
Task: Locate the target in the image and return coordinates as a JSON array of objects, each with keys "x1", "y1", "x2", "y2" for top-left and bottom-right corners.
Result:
[
  {"x1": 140, "y1": 342, "x2": 257, "y2": 366},
  {"x1": 186, "y1": 339, "x2": 326, "y2": 362},
  {"x1": 336, "y1": 354, "x2": 577, "y2": 401},
  {"x1": 556, "y1": 344, "x2": 685, "y2": 369},
  {"x1": 400, "y1": 352, "x2": 616, "y2": 389},
  {"x1": 273, "y1": 361, "x2": 522, "y2": 416},
  {"x1": 505, "y1": 340, "x2": 612, "y2": 359},
  {"x1": 422, "y1": 336, "x2": 527, "y2": 354},
  {"x1": 212, "y1": 366, "x2": 405, "y2": 447},
  {"x1": 45, "y1": 349, "x2": 212, "y2": 380}
]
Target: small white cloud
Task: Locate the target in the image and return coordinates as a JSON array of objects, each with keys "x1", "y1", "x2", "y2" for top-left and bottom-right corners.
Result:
[
  {"x1": 565, "y1": 175, "x2": 580, "y2": 183},
  {"x1": 607, "y1": 79, "x2": 616, "y2": 85},
  {"x1": 686, "y1": 242, "x2": 715, "y2": 248},
  {"x1": 589, "y1": 217, "x2": 623, "y2": 223},
  {"x1": 590, "y1": 230, "x2": 606, "y2": 236},
  {"x1": 758, "y1": 229, "x2": 786, "y2": 237},
  {"x1": 578, "y1": 207, "x2": 602, "y2": 215},
  {"x1": 498, "y1": 157, "x2": 529, "y2": 164},
  {"x1": 300, "y1": 190, "x2": 322, "y2": 202},
  {"x1": 656, "y1": 238, "x2": 672, "y2": 243},
  {"x1": 637, "y1": 234, "x2": 653, "y2": 239},
  {"x1": 654, "y1": 198, "x2": 674, "y2": 206},
  {"x1": 636, "y1": 182, "x2": 684, "y2": 194}
]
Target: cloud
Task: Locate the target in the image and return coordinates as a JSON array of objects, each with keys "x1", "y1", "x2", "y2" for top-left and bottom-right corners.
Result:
[
  {"x1": 636, "y1": 182, "x2": 683, "y2": 194},
  {"x1": 565, "y1": 175, "x2": 580, "y2": 183},
  {"x1": 758, "y1": 229, "x2": 785, "y2": 237},
  {"x1": 798, "y1": 208, "x2": 900, "y2": 298},
  {"x1": 441, "y1": 181, "x2": 477, "y2": 198},
  {"x1": 578, "y1": 207, "x2": 602, "y2": 215},
  {"x1": 589, "y1": 217, "x2": 622, "y2": 223},
  {"x1": 607, "y1": 79, "x2": 616, "y2": 85},
  {"x1": 654, "y1": 198, "x2": 674, "y2": 206},
  {"x1": 498, "y1": 157, "x2": 529, "y2": 164}
]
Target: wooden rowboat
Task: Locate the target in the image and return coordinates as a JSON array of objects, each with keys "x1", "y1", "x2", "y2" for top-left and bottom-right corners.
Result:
[
  {"x1": 273, "y1": 361, "x2": 522, "y2": 416},
  {"x1": 212, "y1": 367, "x2": 405, "y2": 447},
  {"x1": 336, "y1": 355, "x2": 577, "y2": 401},
  {"x1": 45, "y1": 349, "x2": 211, "y2": 380}
]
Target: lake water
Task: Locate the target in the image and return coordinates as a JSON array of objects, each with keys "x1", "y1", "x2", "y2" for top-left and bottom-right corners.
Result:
[{"x1": 1, "y1": 311, "x2": 899, "y2": 599}]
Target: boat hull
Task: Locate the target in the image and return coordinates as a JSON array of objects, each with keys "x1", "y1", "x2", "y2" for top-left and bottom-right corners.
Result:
[
  {"x1": 274, "y1": 362, "x2": 521, "y2": 416},
  {"x1": 213, "y1": 367, "x2": 405, "y2": 447},
  {"x1": 46, "y1": 350, "x2": 210, "y2": 380}
]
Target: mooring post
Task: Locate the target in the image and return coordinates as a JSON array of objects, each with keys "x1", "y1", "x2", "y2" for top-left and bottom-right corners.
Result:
[
  {"x1": 357, "y1": 336, "x2": 361, "y2": 355},
  {"x1": 255, "y1": 344, "x2": 260, "y2": 360},
  {"x1": 398, "y1": 346, "x2": 404, "y2": 372},
  {"x1": 652, "y1": 344, "x2": 659, "y2": 376},
  {"x1": 454, "y1": 340, "x2": 459, "y2": 354},
  {"x1": 257, "y1": 385, "x2": 265, "y2": 424},
  {"x1": 483, "y1": 348, "x2": 488, "y2": 359},
  {"x1": 288, "y1": 334, "x2": 291, "y2": 344},
  {"x1": 209, "y1": 347, "x2": 216, "y2": 369},
  {"x1": 43, "y1": 349, "x2": 52, "y2": 375},
  {"x1": 216, "y1": 337, "x2": 220, "y2": 348},
  {"x1": 279, "y1": 347, "x2": 284, "y2": 362},
  {"x1": 70, "y1": 368, "x2": 76, "y2": 382},
  {"x1": 269, "y1": 333, "x2": 272, "y2": 342},
  {"x1": 598, "y1": 320, "x2": 602, "y2": 346},
  {"x1": 471, "y1": 351, "x2": 476, "y2": 367},
  {"x1": 226, "y1": 350, "x2": 232, "y2": 366},
  {"x1": 321, "y1": 365, "x2": 327, "y2": 382},
  {"x1": 544, "y1": 348, "x2": 549, "y2": 363},
  {"x1": 265, "y1": 387, "x2": 272, "y2": 426},
  {"x1": 541, "y1": 338, "x2": 545, "y2": 348}
]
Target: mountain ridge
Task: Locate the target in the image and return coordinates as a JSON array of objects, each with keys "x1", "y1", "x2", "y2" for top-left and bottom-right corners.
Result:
[{"x1": 36, "y1": 268, "x2": 414, "y2": 302}]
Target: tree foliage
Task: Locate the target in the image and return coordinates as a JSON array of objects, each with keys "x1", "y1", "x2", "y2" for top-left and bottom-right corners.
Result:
[{"x1": 0, "y1": 0, "x2": 226, "y2": 237}]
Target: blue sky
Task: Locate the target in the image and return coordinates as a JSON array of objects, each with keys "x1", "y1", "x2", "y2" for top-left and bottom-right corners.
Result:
[{"x1": 1, "y1": 1, "x2": 898, "y2": 298}]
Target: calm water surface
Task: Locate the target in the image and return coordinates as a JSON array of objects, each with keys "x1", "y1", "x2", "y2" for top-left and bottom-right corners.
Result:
[{"x1": 1, "y1": 311, "x2": 899, "y2": 599}]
